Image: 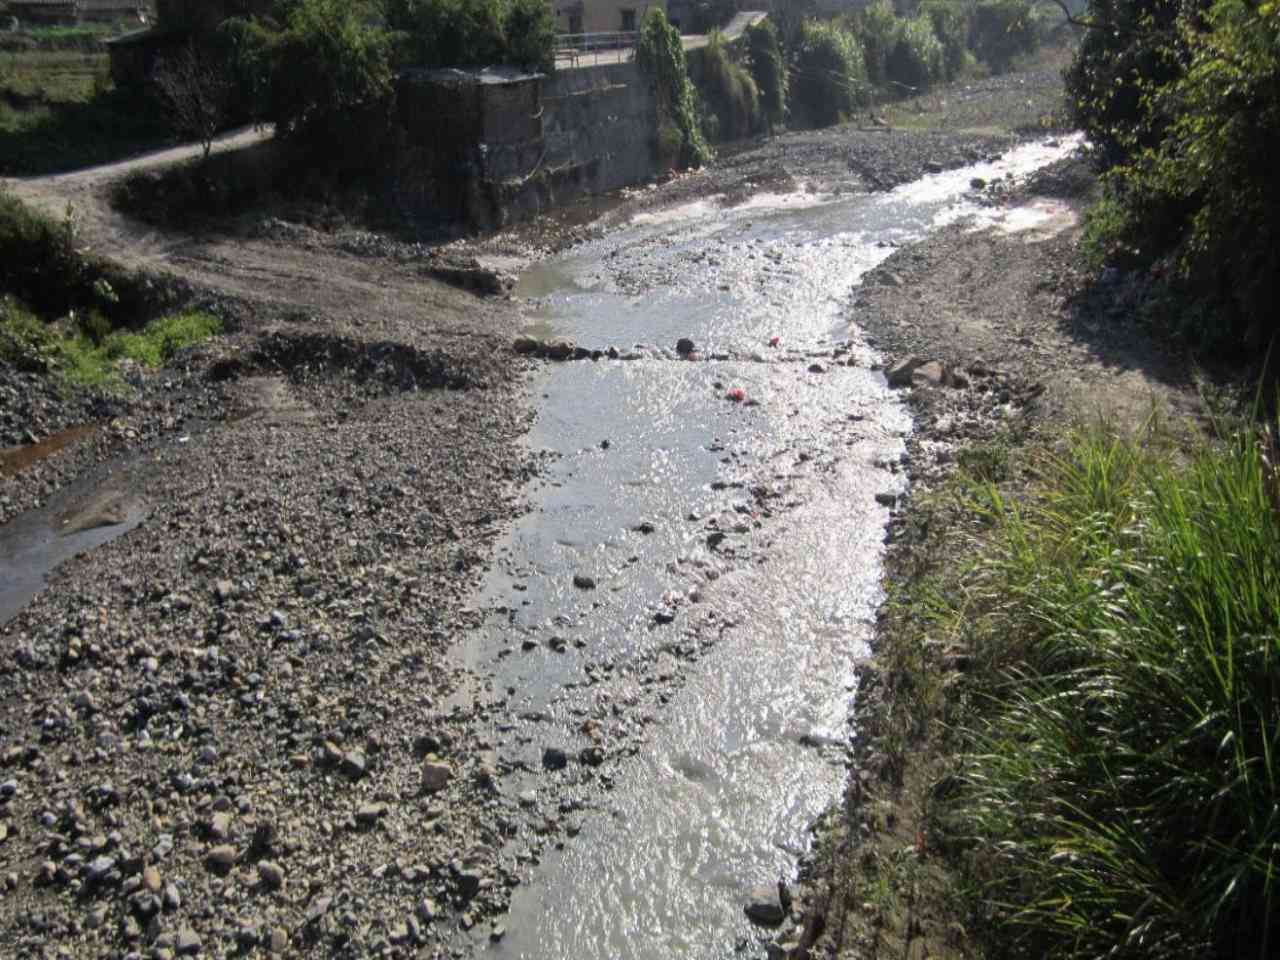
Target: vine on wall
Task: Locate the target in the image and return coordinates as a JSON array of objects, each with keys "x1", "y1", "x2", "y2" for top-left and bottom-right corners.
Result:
[{"x1": 636, "y1": 9, "x2": 711, "y2": 169}]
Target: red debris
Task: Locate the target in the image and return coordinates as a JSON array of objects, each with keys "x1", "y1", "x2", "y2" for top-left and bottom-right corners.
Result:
[
  {"x1": 726, "y1": 388, "x2": 746, "y2": 403},
  {"x1": 769, "y1": 336, "x2": 780, "y2": 347}
]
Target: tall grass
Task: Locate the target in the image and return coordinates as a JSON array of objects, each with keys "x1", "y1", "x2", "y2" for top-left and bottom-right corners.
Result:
[{"x1": 947, "y1": 426, "x2": 1280, "y2": 959}]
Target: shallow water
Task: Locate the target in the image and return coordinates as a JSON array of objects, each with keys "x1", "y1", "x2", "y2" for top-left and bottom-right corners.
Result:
[{"x1": 457, "y1": 138, "x2": 1082, "y2": 957}]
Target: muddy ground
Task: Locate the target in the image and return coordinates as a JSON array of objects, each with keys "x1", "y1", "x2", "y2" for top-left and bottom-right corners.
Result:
[{"x1": 0, "y1": 53, "x2": 1182, "y2": 959}]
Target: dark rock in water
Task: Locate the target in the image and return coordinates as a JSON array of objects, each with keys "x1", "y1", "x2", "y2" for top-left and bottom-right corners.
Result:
[
  {"x1": 970, "y1": 177, "x2": 987, "y2": 190},
  {"x1": 579, "y1": 746, "x2": 605, "y2": 767},
  {"x1": 633, "y1": 521, "x2": 656, "y2": 534},
  {"x1": 546, "y1": 340, "x2": 575, "y2": 361},
  {"x1": 676, "y1": 338, "x2": 695, "y2": 356},
  {"x1": 572, "y1": 573, "x2": 597, "y2": 590},
  {"x1": 512, "y1": 336, "x2": 541, "y2": 356},
  {"x1": 744, "y1": 884, "x2": 788, "y2": 926},
  {"x1": 923, "y1": 160, "x2": 944, "y2": 174},
  {"x1": 542, "y1": 747, "x2": 568, "y2": 771},
  {"x1": 807, "y1": 363, "x2": 825, "y2": 374}
]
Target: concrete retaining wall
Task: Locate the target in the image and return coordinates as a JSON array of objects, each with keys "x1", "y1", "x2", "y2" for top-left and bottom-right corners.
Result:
[{"x1": 392, "y1": 62, "x2": 660, "y2": 231}]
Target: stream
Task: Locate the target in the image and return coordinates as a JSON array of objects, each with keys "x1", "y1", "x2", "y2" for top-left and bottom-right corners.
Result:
[{"x1": 454, "y1": 137, "x2": 1080, "y2": 958}]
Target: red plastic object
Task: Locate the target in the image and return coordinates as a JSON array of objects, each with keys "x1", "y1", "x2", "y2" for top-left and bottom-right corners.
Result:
[{"x1": 727, "y1": 388, "x2": 746, "y2": 403}]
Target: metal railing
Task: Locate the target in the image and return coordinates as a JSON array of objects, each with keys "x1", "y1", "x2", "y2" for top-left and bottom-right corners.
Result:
[{"x1": 553, "y1": 31, "x2": 638, "y2": 68}]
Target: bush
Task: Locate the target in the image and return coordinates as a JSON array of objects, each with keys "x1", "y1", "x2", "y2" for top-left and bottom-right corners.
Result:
[
  {"x1": 690, "y1": 32, "x2": 761, "y2": 143},
  {"x1": 384, "y1": 0, "x2": 554, "y2": 71},
  {"x1": 746, "y1": 18, "x2": 787, "y2": 130},
  {"x1": 636, "y1": 8, "x2": 711, "y2": 168},
  {"x1": 918, "y1": 0, "x2": 971, "y2": 80},
  {"x1": 969, "y1": 0, "x2": 1038, "y2": 74},
  {"x1": 947, "y1": 425, "x2": 1280, "y2": 959},
  {"x1": 0, "y1": 187, "x2": 92, "y2": 317},
  {"x1": 1063, "y1": 0, "x2": 1202, "y2": 166},
  {"x1": 231, "y1": 0, "x2": 396, "y2": 172},
  {"x1": 885, "y1": 14, "x2": 944, "y2": 91},
  {"x1": 791, "y1": 19, "x2": 868, "y2": 128},
  {"x1": 853, "y1": 0, "x2": 898, "y2": 88}
]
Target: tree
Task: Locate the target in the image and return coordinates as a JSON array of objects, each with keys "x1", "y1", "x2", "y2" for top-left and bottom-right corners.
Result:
[{"x1": 153, "y1": 42, "x2": 236, "y2": 161}]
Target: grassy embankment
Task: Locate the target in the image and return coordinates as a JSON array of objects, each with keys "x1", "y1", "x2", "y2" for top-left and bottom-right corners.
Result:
[
  {"x1": 863, "y1": 415, "x2": 1280, "y2": 960},
  {"x1": 0, "y1": 27, "x2": 170, "y2": 175},
  {"x1": 0, "y1": 187, "x2": 220, "y2": 389}
]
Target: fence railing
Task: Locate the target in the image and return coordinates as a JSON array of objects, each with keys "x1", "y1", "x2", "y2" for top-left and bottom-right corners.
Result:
[{"x1": 553, "y1": 31, "x2": 638, "y2": 68}]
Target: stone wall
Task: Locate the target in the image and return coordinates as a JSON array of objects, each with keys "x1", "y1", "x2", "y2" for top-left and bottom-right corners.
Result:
[{"x1": 392, "y1": 62, "x2": 660, "y2": 231}]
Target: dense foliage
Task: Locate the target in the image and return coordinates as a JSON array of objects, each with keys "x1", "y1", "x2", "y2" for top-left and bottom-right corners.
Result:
[
  {"x1": 968, "y1": 0, "x2": 1039, "y2": 72},
  {"x1": 790, "y1": 19, "x2": 868, "y2": 127},
  {"x1": 637, "y1": 8, "x2": 711, "y2": 169},
  {"x1": 1070, "y1": 0, "x2": 1279, "y2": 355},
  {"x1": 885, "y1": 14, "x2": 945, "y2": 90},
  {"x1": 944, "y1": 426, "x2": 1280, "y2": 959},
  {"x1": 746, "y1": 19, "x2": 788, "y2": 130},
  {"x1": 384, "y1": 0, "x2": 555, "y2": 72},
  {"x1": 690, "y1": 33, "x2": 761, "y2": 142},
  {"x1": 230, "y1": 0, "x2": 395, "y2": 168}
]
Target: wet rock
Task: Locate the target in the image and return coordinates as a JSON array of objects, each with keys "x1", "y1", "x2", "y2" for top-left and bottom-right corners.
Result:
[
  {"x1": 875, "y1": 492, "x2": 897, "y2": 507},
  {"x1": 807, "y1": 363, "x2": 826, "y2": 374},
  {"x1": 572, "y1": 573, "x2": 597, "y2": 590},
  {"x1": 542, "y1": 747, "x2": 568, "y2": 771},
  {"x1": 970, "y1": 177, "x2": 987, "y2": 189},
  {"x1": 579, "y1": 746, "x2": 605, "y2": 767},
  {"x1": 744, "y1": 884, "x2": 788, "y2": 926},
  {"x1": 923, "y1": 160, "x2": 944, "y2": 174},
  {"x1": 545, "y1": 340, "x2": 575, "y2": 361},
  {"x1": 676, "y1": 338, "x2": 695, "y2": 357},
  {"x1": 633, "y1": 521, "x2": 656, "y2": 534},
  {"x1": 886, "y1": 356, "x2": 925, "y2": 387},
  {"x1": 512, "y1": 336, "x2": 542, "y2": 356}
]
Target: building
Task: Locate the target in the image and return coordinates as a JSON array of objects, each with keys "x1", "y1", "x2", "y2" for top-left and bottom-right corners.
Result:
[
  {"x1": 553, "y1": 0, "x2": 665, "y2": 37},
  {"x1": 7, "y1": 0, "x2": 79, "y2": 25},
  {"x1": 6, "y1": 0, "x2": 148, "y2": 24}
]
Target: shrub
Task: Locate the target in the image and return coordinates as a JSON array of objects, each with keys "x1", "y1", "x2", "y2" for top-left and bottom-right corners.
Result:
[
  {"x1": 690, "y1": 33, "x2": 761, "y2": 143},
  {"x1": 1063, "y1": 0, "x2": 1203, "y2": 166},
  {"x1": 0, "y1": 187, "x2": 92, "y2": 317},
  {"x1": 969, "y1": 0, "x2": 1038, "y2": 74},
  {"x1": 636, "y1": 8, "x2": 711, "y2": 168},
  {"x1": 885, "y1": 14, "x2": 945, "y2": 91},
  {"x1": 384, "y1": 0, "x2": 555, "y2": 71},
  {"x1": 854, "y1": 0, "x2": 898, "y2": 87},
  {"x1": 918, "y1": 0, "x2": 971, "y2": 80},
  {"x1": 746, "y1": 18, "x2": 787, "y2": 130},
  {"x1": 791, "y1": 19, "x2": 868, "y2": 128},
  {"x1": 233, "y1": 0, "x2": 396, "y2": 172},
  {"x1": 948, "y1": 425, "x2": 1280, "y2": 959}
]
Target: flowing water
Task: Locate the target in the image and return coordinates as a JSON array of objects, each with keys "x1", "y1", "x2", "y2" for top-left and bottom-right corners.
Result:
[{"x1": 455, "y1": 137, "x2": 1081, "y2": 958}]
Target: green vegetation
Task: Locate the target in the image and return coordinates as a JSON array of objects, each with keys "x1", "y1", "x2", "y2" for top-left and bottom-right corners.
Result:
[
  {"x1": 790, "y1": 19, "x2": 868, "y2": 127},
  {"x1": 0, "y1": 50, "x2": 169, "y2": 175},
  {"x1": 745, "y1": 19, "x2": 787, "y2": 130},
  {"x1": 637, "y1": 8, "x2": 711, "y2": 169},
  {"x1": 1, "y1": 297, "x2": 222, "y2": 388},
  {"x1": 968, "y1": 0, "x2": 1039, "y2": 73},
  {"x1": 1067, "y1": 0, "x2": 1278, "y2": 360},
  {"x1": 688, "y1": 32, "x2": 761, "y2": 143},
  {"x1": 927, "y1": 424, "x2": 1280, "y2": 958},
  {"x1": 384, "y1": 0, "x2": 556, "y2": 73}
]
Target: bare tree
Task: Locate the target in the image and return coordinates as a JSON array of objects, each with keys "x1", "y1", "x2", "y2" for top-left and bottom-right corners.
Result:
[{"x1": 153, "y1": 43, "x2": 235, "y2": 162}]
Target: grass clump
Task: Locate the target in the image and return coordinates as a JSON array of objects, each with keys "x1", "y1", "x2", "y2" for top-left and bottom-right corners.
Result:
[
  {"x1": 942, "y1": 424, "x2": 1280, "y2": 958},
  {"x1": 1, "y1": 298, "x2": 222, "y2": 388}
]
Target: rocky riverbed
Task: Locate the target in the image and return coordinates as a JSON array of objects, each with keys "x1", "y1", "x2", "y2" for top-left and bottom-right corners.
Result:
[{"x1": 0, "y1": 56, "x2": 1095, "y2": 959}]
